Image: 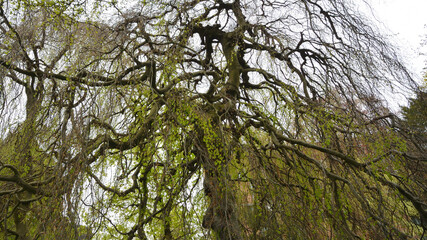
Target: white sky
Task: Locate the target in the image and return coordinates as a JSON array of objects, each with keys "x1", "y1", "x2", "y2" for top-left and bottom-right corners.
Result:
[{"x1": 369, "y1": 0, "x2": 427, "y2": 80}]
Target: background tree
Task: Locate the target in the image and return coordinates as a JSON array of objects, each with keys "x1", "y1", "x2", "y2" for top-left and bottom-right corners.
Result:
[
  {"x1": 0, "y1": 0, "x2": 425, "y2": 239},
  {"x1": 397, "y1": 81, "x2": 427, "y2": 236},
  {"x1": 402, "y1": 89, "x2": 427, "y2": 131}
]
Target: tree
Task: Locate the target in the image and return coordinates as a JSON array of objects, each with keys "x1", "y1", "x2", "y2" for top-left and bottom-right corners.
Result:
[
  {"x1": 402, "y1": 90, "x2": 427, "y2": 132},
  {"x1": 0, "y1": 0, "x2": 425, "y2": 239},
  {"x1": 398, "y1": 86, "x2": 427, "y2": 236}
]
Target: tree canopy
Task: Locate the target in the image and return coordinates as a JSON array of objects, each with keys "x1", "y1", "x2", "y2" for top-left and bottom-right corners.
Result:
[{"x1": 0, "y1": 0, "x2": 426, "y2": 239}]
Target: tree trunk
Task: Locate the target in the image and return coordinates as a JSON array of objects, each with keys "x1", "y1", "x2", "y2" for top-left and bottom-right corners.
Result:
[{"x1": 196, "y1": 122, "x2": 242, "y2": 240}]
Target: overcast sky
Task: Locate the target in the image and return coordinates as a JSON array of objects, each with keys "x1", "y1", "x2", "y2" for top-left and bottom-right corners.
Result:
[{"x1": 369, "y1": 0, "x2": 427, "y2": 80}]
